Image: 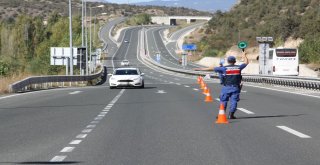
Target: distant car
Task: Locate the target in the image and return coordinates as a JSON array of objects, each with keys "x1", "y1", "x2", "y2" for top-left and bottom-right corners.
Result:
[
  {"x1": 121, "y1": 60, "x2": 130, "y2": 66},
  {"x1": 109, "y1": 68, "x2": 144, "y2": 89},
  {"x1": 124, "y1": 40, "x2": 129, "y2": 43}
]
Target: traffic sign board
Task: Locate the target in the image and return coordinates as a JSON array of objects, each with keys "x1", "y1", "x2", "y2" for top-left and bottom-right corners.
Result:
[
  {"x1": 238, "y1": 41, "x2": 248, "y2": 49},
  {"x1": 182, "y1": 44, "x2": 197, "y2": 51}
]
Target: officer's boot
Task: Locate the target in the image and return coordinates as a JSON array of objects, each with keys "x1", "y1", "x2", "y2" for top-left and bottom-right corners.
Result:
[{"x1": 228, "y1": 112, "x2": 237, "y2": 119}]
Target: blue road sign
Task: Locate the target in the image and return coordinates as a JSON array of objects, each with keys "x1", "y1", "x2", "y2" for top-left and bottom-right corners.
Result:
[{"x1": 182, "y1": 44, "x2": 197, "y2": 51}]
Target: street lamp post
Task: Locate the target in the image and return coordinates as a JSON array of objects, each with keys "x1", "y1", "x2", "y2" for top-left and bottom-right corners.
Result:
[{"x1": 69, "y1": 0, "x2": 73, "y2": 76}]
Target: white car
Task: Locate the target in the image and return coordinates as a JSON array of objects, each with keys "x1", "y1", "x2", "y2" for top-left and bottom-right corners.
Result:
[
  {"x1": 120, "y1": 60, "x2": 130, "y2": 66},
  {"x1": 109, "y1": 68, "x2": 144, "y2": 89}
]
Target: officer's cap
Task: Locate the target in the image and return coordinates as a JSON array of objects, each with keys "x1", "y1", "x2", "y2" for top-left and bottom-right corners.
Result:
[{"x1": 227, "y1": 56, "x2": 236, "y2": 63}]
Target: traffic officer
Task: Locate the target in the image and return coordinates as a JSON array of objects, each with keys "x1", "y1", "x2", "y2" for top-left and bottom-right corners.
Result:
[{"x1": 194, "y1": 51, "x2": 248, "y2": 119}]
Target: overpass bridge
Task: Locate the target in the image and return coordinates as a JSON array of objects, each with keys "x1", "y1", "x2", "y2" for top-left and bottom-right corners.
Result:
[{"x1": 151, "y1": 16, "x2": 212, "y2": 25}]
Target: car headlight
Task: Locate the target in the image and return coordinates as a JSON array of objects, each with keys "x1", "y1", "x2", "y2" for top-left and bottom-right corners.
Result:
[
  {"x1": 110, "y1": 77, "x2": 116, "y2": 81},
  {"x1": 133, "y1": 77, "x2": 140, "y2": 81}
]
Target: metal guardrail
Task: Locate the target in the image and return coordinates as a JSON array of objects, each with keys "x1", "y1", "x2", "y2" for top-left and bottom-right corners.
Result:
[
  {"x1": 9, "y1": 66, "x2": 107, "y2": 93},
  {"x1": 142, "y1": 56, "x2": 320, "y2": 91}
]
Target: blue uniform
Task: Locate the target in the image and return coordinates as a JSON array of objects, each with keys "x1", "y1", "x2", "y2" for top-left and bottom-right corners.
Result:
[{"x1": 214, "y1": 63, "x2": 247, "y2": 113}]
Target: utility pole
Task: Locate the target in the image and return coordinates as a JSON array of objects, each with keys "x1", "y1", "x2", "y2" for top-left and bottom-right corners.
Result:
[
  {"x1": 85, "y1": 0, "x2": 88, "y2": 75},
  {"x1": 89, "y1": 6, "x2": 92, "y2": 74},
  {"x1": 69, "y1": 0, "x2": 73, "y2": 75}
]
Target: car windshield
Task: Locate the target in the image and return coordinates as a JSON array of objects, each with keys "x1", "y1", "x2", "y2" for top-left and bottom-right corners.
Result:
[{"x1": 114, "y1": 69, "x2": 138, "y2": 75}]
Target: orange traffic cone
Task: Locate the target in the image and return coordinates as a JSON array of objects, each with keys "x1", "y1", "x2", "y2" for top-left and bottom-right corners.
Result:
[
  {"x1": 200, "y1": 81, "x2": 205, "y2": 90},
  {"x1": 203, "y1": 85, "x2": 209, "y2": 95},
  {"x1": 197, "y1": 76, "x2": 201, "y2": 84},
  {"x1": 204, "y1": 90, "x2": 213, "y2": 102},
  {"x1": 216, "y1": 103, "x2": 229, "y2": 124}
]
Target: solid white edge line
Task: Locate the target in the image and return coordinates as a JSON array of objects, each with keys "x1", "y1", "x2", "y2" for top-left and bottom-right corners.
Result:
[
  {"x1": 245, "y1": 84, "x2": 320, "y2": 99},
  {"x1": 237, "y1": 108, "x2": 255, "y2": 114},
  {"x1": 277, "y1": 126, "x2": 311, "y2": 138},
  {"x1": 50, "y1": 156, "x2": 67, "y2": 162}
]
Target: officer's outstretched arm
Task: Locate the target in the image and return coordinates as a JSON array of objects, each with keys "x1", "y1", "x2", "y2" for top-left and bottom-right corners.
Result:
[
  {"x1": 242, "y1": 51, "x2": 249, "y2": 65},
  {"x1": 193, "y1": 67, "x2": 214, "y2": 71}
]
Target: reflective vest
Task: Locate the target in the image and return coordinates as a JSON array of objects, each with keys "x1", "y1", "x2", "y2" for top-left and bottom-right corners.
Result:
[{"x1": 223, "y1": 65, "x2": 242, "y2": 86}]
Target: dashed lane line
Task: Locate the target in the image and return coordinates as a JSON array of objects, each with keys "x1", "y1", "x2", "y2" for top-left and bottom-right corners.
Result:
[
  {"x1": 277, "y1": 126, "x2": 311, "y2": 138},
  {"x1": 76, "y1": 134, "x2": 87, "y2": 139},
  {"x1": 60, "y1": 147, "x2": 75, "y2": 153},
  {"x1": 237, "y1": 108, "x2": 255, "y2": 114},
  {"x1": 49, "y1": 89, "x2": 126, "y2": 162},
  {"x1": 69, "y1": 140, "x2": 82, "y2": 145},
  {"x1": 69, "y1": 91, "x2": 82, "y2": 95},
  {"x1": 50, "y1": 156, "x2": 67, "y2": 162}
]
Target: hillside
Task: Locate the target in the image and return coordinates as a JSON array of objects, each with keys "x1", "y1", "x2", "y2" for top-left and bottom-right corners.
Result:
[
  {"x1": 0, "y1": 0, "x2": 211, "y2": 20},
  {"x1": 133, "y1": 0, "x2": 238, "y2": 12},
  {"x1": 196, "y1": 0, "x2": 320, "y2": 64}
]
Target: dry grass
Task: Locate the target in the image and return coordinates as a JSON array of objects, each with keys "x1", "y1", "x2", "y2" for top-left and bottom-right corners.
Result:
[{"x1": 0, "y1": 73, "x2": 31, "y2": 94}]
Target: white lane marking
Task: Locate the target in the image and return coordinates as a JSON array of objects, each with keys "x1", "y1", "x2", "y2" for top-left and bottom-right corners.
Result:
[
  {"x1": 86, "y1": 125, "x2": 96, "y2": 128},
  {"x1": 215, "y1": 98, "x2": 220, "y2": 101},
  {"x1": 100, "y1": 112, "x2": 108, "y2": 115},
  {"x1": 277, "y1": 126, "x2": 311, "y2": 138},
  {"x1": 193, "y1": 88, "x2": 199, "y2": 91},
  {"x1": 184, "y1": 85, "x2": 190, "y2": 88},
  {"x1": 60, "y1": 147, "x2": 75, "y2": 153},
  {"x1": 50, "y1": 156, "x2": 67, "y2": 162},
  {"x1": 241, "y1": 90, "x2": 247, "y2": 93},
  {"x1": 69, "y1": 91, "x2": 82, "y2": 95},
  {"x1": 76, "y1": 134, "x2": 87, "y2": 138},
  {"x1": 69, "y1": 140, "x2": 82, "y2": 145},
  {"x1": 246, "y1": 84, "x2": 320, "y2": 99},
  {"x1": 102, "y1": 110, "x2": 110, "y2": 112},
  {"x1": 91, "y1": 121, "x2": 99, "y2": 124},
  {"x1": 237, "y1": 108, "x2": 255, "y2": 114},
  {"x1": 98, "y1": 114, "x2": 105, "y2": 117},
  {"x1": 82, "y1": 129, "x2": 92, "y2": 133},
  {"x1": 176, "y1": 83, "x2": 181, "y2": 85},
  {"x1": 156, "y1": 90, "x2": 167, "y2": 94},
  {"x1": 94, "y1": 117, "x2": 103, "y2": 120}
]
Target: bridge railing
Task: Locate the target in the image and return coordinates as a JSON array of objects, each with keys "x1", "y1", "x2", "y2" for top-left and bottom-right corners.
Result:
[
  {"x1": 9, "y1": 66, "x2": 107, "y2": 93},
  {"x1": 142, "y1": 56, "x2": 320, "y2": 91}
]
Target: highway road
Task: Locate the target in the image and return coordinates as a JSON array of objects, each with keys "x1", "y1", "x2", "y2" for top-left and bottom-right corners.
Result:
[{"x1": 1, "y1": 23, "x2": 320, "y2": 165}]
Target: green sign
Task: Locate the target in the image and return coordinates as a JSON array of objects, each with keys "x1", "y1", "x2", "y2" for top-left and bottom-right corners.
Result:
[{"x1": 238, "y1": 41, "x2": 248, "y2": 49}]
